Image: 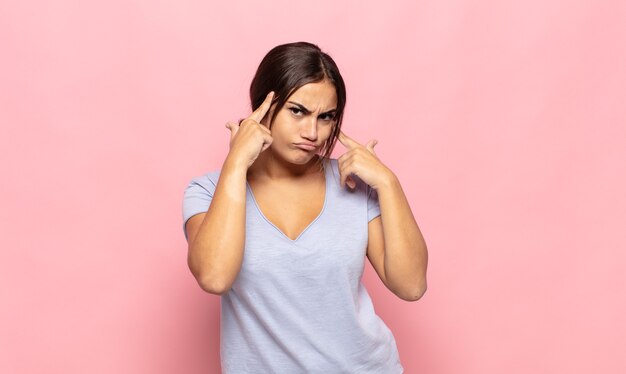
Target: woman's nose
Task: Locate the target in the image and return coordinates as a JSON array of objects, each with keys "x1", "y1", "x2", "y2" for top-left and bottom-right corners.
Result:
[{"x1": 301, "y1": 118, "x2": 318, "y2": 141}]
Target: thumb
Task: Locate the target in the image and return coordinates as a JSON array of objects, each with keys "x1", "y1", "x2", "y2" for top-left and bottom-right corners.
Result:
[
  {"x1": 225, "y1": 121, "x2": 240, "y2": 143},
  {"x1": 366, "y1": 139, "x2": 378, "y2": 155}
]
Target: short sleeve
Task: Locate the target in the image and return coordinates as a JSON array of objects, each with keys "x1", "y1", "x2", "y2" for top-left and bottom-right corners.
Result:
[
  {"x1": 182, "y1": 172, "x2": 218, "y2": 242},
  {"x1": 367, "y1": 185, "x2": 381, "y2": 222}
]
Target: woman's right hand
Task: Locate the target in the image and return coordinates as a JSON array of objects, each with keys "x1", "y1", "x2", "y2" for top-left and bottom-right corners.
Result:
[{"x1": 225, "y1": 91, "x2": 275, "y2": 169}]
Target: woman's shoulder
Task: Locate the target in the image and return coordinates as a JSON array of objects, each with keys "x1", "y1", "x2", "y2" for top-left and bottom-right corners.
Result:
[{"x1": 185, "y1": 168, "x2": 222, "y2": 192}]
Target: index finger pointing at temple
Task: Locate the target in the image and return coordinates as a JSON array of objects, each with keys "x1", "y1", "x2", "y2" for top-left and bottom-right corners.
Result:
[
  {"x1": 338, "y1": 131, "x2": 361, "y2": 149},
  {"x1": 249, "y1": 91, "x2": 275, "y2": 123}
]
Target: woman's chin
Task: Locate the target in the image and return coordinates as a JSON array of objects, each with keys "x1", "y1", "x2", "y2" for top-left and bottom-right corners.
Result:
[
  {"x1": 290, "y1": 154, "x2": 316, "y2": 164},
  {"x1": 284, "y1": 150, "x2": 318, "y2": 165},
  {"x1": 267, "y1": 146, "x2": 320, "y2": 166}
]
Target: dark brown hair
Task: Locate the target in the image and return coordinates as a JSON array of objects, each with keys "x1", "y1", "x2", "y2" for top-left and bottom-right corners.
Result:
[{"x1": 249, "y1": 41, "x2": 346, "y2": 166}]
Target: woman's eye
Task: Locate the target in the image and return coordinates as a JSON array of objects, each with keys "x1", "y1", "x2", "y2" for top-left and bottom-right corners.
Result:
[
  {"x1": 289, "y1": 107, "x2": 302, "y2": 115},
  {"x1": 320, "y1": 114, "x2": 335, "y2": 122}
]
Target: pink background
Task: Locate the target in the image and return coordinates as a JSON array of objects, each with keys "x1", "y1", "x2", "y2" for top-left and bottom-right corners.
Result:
[{"x1": 2, "y1": 0, "x2": 625, "y2": 373}]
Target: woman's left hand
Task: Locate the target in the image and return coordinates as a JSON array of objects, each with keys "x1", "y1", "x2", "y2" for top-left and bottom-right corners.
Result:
[{"x1": 337, "y1": 131, "x2": 395, "y2": 190}]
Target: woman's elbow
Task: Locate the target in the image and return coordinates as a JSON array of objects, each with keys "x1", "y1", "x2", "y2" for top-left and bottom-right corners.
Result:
[
  {"x1": 188, "y1": 259, "x2": 232, "y2": 295},
  {"x1": 396, "y1": 280, "x2": 427, "y2": 302},
  {"x1": 197, "y1": 274, "x2": 231, "y2": 295}
]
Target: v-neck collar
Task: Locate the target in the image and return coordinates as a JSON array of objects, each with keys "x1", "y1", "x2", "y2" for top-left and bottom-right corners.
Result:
[{"x1": 246, "y1": 160, "x2": 329, "y2": 243}]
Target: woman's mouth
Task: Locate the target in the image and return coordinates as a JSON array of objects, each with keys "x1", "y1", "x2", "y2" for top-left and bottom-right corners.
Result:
[{"x1": 294, "y1": 143, "x2": 317, "y2": 151}]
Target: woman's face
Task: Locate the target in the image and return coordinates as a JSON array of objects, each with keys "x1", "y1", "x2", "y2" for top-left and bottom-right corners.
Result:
[{"x1": 263, "y1": 80, "x2": 338, "y2": 165}]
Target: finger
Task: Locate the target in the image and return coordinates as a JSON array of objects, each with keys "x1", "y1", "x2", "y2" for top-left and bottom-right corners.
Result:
[
  {"x1": 225, "y1": 121, "x2": 239, "y2": 142},
  {"x1": 338, "y1": 131, "x2": 361, "y2": 149},
  {"x1": 337, "y1": 150, "x2": 350, "y2": 166},
  {"x1": 249, "y1": 91, "x2": 275, "y2": 123},
  {"x1": 258, "y1": 123, "x2": 272, "y2": 135},
  {"x1": 341, "y1": 170, "x2": 356, "y2": 189},
  {"x1": 366, "y1": 139, "x2": 378, "y2": 155},
  {"x1": 260, "y1": 134, "x2": 273, "y2": 152},
  {"x1": 338, "y1": 159, "x2": 357, "y2": 190},
  {"x1": 346, "y1": 175, "x2": 356, "y2": 189},
  {"x1": 339, "y1": 167, "x2": 347, "y2": 188}
]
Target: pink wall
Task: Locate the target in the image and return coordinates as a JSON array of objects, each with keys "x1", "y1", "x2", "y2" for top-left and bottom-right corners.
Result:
[{"x1": 2, "y1": 0, "x2": 625, "y2": 372}]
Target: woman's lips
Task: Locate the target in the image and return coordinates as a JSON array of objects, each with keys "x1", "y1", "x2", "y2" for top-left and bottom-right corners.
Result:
[{"x1": 294, "y1": 143, "x2": 317, "y2": 151}]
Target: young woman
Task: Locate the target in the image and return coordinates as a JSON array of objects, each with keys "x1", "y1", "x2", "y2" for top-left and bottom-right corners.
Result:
[{"x1": 182, "y1": 41, "x2": 428, "y2": 373}]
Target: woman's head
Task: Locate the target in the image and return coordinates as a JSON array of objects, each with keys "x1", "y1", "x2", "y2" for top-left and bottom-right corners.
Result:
[{"x1": 249, "y1": 42, "x2": 346, "y2": 165}]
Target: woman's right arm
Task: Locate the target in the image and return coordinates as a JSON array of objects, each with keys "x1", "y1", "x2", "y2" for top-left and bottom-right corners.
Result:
[
  {"x1": 185, "y1": 155, "x2": 248, "y2": 294},
  {"x1": 185, "y1": 91, "x2": 275, "y2": 295}
]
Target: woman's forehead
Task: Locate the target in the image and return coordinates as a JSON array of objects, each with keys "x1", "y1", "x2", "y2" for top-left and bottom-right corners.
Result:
[{"x1": 287, "y1": 80, "x2": 338, "y2": 110}]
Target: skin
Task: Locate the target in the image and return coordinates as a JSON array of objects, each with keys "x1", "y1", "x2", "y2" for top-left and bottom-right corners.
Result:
[
  {"x1": 186, "y1": 80, "x2": 428, "y2": 301},
  {"x1": 244, "y1": 81, "x2": 337, "y2": 241}
]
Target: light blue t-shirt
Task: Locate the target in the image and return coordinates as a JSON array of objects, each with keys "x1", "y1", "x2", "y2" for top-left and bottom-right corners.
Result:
[{"x1": 182, "y1": 158, "x2": 403, "y2": 373}]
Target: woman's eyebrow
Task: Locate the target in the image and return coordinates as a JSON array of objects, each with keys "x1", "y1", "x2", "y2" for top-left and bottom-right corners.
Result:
[
  {"x1": 287, "y1": 101, "x2": 311, "y2": 113},
  {"x1": 287, "y1": 101, "x2": 337, "y2": 115}
]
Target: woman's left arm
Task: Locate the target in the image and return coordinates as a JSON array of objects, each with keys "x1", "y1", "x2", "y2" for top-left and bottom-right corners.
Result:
[{"x1": 337, "y1": 132, "x2": 428, "y2": 302}]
